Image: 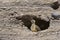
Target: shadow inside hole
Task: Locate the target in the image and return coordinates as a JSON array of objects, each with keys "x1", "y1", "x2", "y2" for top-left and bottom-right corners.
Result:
[
  {"x1": 21, "y1": 15, "x2": 50, "y2": 31},
  {"x1": 21, "y1": 15, "x2": 33, "y2": 29},
  {"x1": 33, "y1": 17, "x2": 50, "y2": 30}
]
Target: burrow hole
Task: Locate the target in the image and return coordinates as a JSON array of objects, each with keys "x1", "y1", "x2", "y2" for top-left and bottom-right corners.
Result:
[{"x1": 16, "y1": 15, "x2": 50, "y2": 31}]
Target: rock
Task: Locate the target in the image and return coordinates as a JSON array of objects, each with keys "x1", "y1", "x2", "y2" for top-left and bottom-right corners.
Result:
[
  {"x1": 50, "y1": 1, "x2": 59, "y2": 10},
  {"x1": 51, "y1": 11, "x2": 60, "y2": 20}
]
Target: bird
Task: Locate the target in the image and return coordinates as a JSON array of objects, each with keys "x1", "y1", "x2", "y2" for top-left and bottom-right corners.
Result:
[{"x1": 30, "y1": 19, "x2": 41, "y2": 32}]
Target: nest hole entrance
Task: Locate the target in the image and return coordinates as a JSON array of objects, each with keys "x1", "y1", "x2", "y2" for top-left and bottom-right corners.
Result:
[
  {"x1": 33, "y1": 17, "x2": 50, "y2": 30},
  {"x1": 20, "y1": 15, "x2": 50, "y2": 31}
]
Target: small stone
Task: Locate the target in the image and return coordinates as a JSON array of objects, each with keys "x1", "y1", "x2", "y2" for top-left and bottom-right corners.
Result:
[{"x1": 51, "y1": 11, "x2": 60, "y2": 20}]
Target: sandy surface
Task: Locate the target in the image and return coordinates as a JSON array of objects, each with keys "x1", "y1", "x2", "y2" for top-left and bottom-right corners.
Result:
[{"x1": 0, "y1": 0, "x2": 60, "y2": 40}]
